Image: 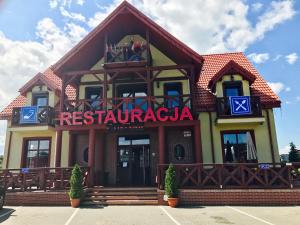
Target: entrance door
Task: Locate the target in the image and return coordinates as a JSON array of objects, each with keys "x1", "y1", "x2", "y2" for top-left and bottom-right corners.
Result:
[{"x1": 117, "y1": 136, "x2": 151, "y2": 186}]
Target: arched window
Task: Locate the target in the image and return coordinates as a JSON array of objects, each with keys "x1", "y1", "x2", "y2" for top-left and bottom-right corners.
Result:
[{"x1": 174, "y1": 144, "x2": 185, "y2": 161}]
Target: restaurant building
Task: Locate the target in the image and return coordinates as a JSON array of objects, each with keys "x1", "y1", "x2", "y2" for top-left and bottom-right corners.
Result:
[{"x1": 2, "y1": 2, "x2": 295, "y2": 205}]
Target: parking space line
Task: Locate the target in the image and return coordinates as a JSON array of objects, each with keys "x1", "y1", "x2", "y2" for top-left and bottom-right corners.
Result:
[
  {"x1": 64, "y1": 208, "x2": 79, "y2": 225},
  {"x1": 158, "y1": 206, "x2": 181, "y2": 225},
  {"x1": 226, "y1": 206, "x2": 276, "y2": 225}
]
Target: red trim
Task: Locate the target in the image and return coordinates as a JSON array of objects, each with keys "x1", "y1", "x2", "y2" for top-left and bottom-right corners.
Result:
[
  {"x1": 52, "y1": 1, "x2": 203, "y2": 74},
  {"x1": 19, "y1": 73, "x2": 59, "y2": 95},
  {"x1": 209, "y1": 60, "x2": 256, "y2": 89}
]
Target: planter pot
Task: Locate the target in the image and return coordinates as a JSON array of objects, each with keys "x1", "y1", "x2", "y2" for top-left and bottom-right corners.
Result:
[
  {"x1": 70, "y1": 198, "x2": 80, "y2": 208},
  {"x1": 167, "y1": 197, "x2": 179, "y2": 208}
]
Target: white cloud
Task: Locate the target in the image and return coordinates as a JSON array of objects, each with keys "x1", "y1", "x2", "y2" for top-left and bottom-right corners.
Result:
[
  {"x1": 285, "y1": 87, "x2": 291, "y2": 92},
  {"x1": 49, "y1": 0, "x2": 85, "y2": 9},
  {"x1": 87, "y1": 0, "x2": 295, "y2": 53},
  {"x1": 252, "y1": 2, "x2": 263, "y2": 12},
  {"x1": 280, "y1": 145, "x2": 290, "y2": 154},
  {"x1": 0, "y1": 18, "x2": 86, "y2": 111},
  {"x1": 267, "y1": 82, "x2": 285, "y2": 95},
  {"x1": 285, "y1": 52, "x2": 298, "y2": 64},
  {"x1": 59, "y1": 6, "x2": 86, "y2": 22},
  {"x1": 247, "y1": 53, "x2": 269, "y2": 64},
  {"x1": 273, "y1": 54, "x2": 282, "y2": 61},
  {"x1": 49, "y1": 0, "x2": 59, "y2": 9},
  {"x1": 76, "y1": 0, "x2": 85, "y2": 6}
]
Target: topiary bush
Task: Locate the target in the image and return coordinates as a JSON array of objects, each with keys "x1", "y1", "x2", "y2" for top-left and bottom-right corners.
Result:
[
  {"x1": 165, "y1": 164, "x2": 178, "y2": 198},
  {"x1": 68, "y1": 164, "x2": 84, "y2": 199}
]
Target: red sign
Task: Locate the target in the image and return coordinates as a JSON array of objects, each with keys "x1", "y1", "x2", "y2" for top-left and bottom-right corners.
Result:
[{"x1": 59, "y1": 107, "x2": 193, "y2": 126}]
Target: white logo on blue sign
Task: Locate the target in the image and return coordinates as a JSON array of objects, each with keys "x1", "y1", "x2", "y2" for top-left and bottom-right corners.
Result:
[
  {"x1": 229, "y1": 96, "x2": 251, "y2": 115},
  {"x1": 20, "y1": 106, "x2": 38, "y2": 124}
]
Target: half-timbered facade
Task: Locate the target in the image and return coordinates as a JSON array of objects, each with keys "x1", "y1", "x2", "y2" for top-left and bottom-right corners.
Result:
[{"x1": 0, "y1": 2, "x2": 284, "y2": 189}]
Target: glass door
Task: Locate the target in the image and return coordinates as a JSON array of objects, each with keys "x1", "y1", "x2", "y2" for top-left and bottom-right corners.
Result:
[{"x1": 117, "y1": 136, "x2": 151, "y2": 186}]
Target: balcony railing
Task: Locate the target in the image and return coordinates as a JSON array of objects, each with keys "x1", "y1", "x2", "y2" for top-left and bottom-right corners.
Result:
[
  {"x1": 11, "y1": 106, "x2": 55, "y2": 126},
  {"x1": 104, "y1": 41, "x2": 148, "y2": 68},
  {"x1": 157, "y1": 163, "x2": 300, "y2": 189},
  {"x1": 63, "y1": 95, "x2": 192, "y2": 113},
  {"x1": 216, "y1": 96, "x2": 262, "y2": 118}
]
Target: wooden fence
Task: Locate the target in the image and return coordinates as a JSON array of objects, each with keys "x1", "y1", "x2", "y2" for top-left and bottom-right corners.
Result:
[
  {"x1": 0, "y1": 167, "x2": 89, "y2": 192},
  {"x1": 157, "y1": 163, "x2": 300, "y2": 189}
]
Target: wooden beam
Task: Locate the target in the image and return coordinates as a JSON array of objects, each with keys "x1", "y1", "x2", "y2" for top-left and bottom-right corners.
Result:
[
  {"x1": 5, "y1": 131, "x2": 12, "y2": 169},
  {"x1": 88, "y1": 128, "x2": 96, "y2": 186},
  {"x1": 194, "y1": 122, "x2": 202, "y2": 163},
  {"x1": 62, "y1": 64, "x2": 194, "y2": 77},
  {"x1": 55, "y1": 130, "x2": 63, "y2": 167},
  {"x1": 146, "y1": 29, "x2": 150, "y2": 66}
]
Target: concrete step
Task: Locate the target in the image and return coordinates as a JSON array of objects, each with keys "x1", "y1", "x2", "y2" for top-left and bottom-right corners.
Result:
[
  {"x1": 85, "y1": 195, "x2": 158, "y2": 200},
  {"x1": 85, "y1": 187, "x2": 157, "y2": 192},
  {"x1": 85, "y1": 191, "x2": 157, "y2": 196},
  {"x1": 81, "y1": 199, "x2": 158, "y2": 206}
]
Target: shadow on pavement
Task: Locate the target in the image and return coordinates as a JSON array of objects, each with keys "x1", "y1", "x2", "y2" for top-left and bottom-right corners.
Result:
[
  {"x1": 176, "y1": 205, "x2": 206, "y2": 209},
  {"x1": 79, "y1": 205, "x2": 107, "y2": 209},
  {"x1": 0, "y1": 208, "x2": 16, "y2": 223}
]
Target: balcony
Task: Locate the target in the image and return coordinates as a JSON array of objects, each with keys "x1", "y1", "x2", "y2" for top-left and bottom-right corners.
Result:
[
  {"x1": 216, "y1": 96, "x2": 264, "y2": 124},
  {"x1": 63, "y1": 95, "x2": 192, "y2": 114},
  {"x1": 11, "y1": 106, "x2": 55, "y2": 126},
  {"x1": 103, "y1": 41, "x2": 149, "y2": 69}
]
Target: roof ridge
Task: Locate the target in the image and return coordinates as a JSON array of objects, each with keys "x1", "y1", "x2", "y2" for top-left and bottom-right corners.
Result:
[{"x1": 201, "y1": 52, "x2": 244, "y2": 56}]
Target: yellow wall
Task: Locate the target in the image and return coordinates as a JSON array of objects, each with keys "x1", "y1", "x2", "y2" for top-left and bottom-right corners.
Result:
[
  {"x1": 25, "y1": 85, "x2": 58, "y2": 107},
  {"x1": 61, "y1": 131, "x2": 69, "y2": 167},
  {"x1": 215, "y1": 74, "x2": 250, "y2": 97},
  {"x1": 199, "y1": 109, "x2": 280, "y2": 164},
  {"x1": 78, "y1": 34, "x2": 190, "y2": 101},
  {"x1": 4, "y1": 125, "x2": 56, "y2": 169}
]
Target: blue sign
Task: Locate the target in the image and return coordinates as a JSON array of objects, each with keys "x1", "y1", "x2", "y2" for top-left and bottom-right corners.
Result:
[
  {"x1": 21, "y1": 168, "x2": 29, "y2": 173},
  {"x1": 229, "y1": 96, "x2": 251, "y2": 115},
  {"x1": 259, "y1": 164, "x2": 270, "y2": 170},
  {"x1": 20, "y1": 106, "x2": 38, "y2": 124}
]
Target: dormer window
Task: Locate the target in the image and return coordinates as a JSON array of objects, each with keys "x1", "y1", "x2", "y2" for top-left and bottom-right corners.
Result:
[
  {"x1": 223, "y1": 81, "x2": 243, "y2": 97},
  {"x1": 32, "y1": 93, "x2": 49, "y2": 107}
]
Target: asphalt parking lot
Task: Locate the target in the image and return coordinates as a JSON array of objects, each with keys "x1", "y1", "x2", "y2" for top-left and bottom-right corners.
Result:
[{"x1": 0, "y1": 205, "x2": 299, "y2": 225}]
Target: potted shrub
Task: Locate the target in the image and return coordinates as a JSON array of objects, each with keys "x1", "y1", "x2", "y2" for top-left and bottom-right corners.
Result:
[
  {"x1": 68, "y1": 164, "x2": 84, "y2": 208},
  {"x1": 165, "y1": 164, "x2": 179, "y2": 207}
]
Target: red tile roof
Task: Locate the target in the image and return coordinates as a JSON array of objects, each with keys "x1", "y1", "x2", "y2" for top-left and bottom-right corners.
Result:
[
  {"x1": 194, "y1": 52, "x2": 281, "y2": 111},
  {"x1": 0, "y1": 52, "x2": 280, "y2": 119},
  {"x1": 0, "y1": 68, "x2": 76, "y2": 119},
  {"x1": 0, "y1": 95, "x2": 27, "y2": 119}
]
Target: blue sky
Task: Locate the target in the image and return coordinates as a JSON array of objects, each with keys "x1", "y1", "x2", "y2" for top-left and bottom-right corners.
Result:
[{"x1": 0, "y1": 0, "x2": 299, "y2": 154}]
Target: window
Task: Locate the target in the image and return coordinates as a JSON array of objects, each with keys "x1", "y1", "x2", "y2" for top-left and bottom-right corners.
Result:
[
  {"x1": 222, "y1": 131, "x2": 257, "y2": 163},
  {"x1": 85, "y1": 87, "x2": 103, "y2": 110},
  {"x1": 164, "y1": 83, "x2": 182, "y2": 108},
  {"x1": 23, "y1": 138, "x2": 50, "y2": 168},
  {"x1": 223, "y1": 82, "x2": 243, "y2": 97},
  {"x1": 32, "y1": 93, "x2": 48, "y2": 107},
  {"x1": 117, "y1": 84, "x2": 148, "y2": 112},
  {"x1": 174, "y1": 144, "x2": 185, "y2": 160},
  {"x1": 118, "y1": 136, "x2": 150, "y2": 146}
]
